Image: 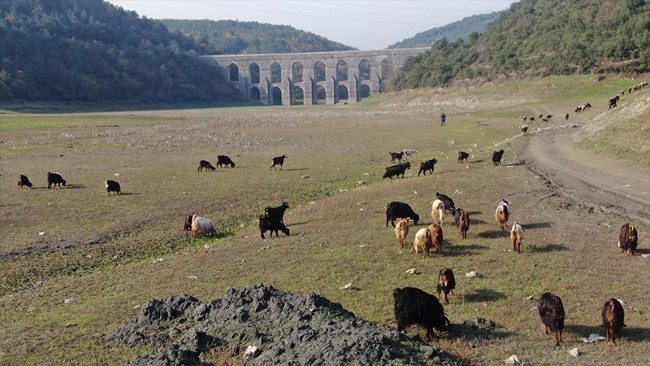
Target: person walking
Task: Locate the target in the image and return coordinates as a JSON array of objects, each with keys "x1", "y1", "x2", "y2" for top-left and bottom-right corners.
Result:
[{"x1": 439, "y1": 112, "x2": 446, "y2": 126}]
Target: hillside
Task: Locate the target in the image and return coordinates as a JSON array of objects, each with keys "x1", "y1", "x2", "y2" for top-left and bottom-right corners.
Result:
[
  {"x1": 0, "y1": 0, "x2": 239, "y2": 103},
  {"x1": 160, "y1": 19, "x2": 355, "y2": 55},
  {"x1": 388, "y1": 11, "x2": 501, "y2": 49},
  {"x1": 395, "y1": 0, "x2": 649, "y2": 89}
]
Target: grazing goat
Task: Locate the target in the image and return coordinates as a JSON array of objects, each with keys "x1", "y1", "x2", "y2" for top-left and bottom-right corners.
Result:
[
  {"x1": 412, "y1": 228, "x2": 433, "y2": 256},
  {"x1": 401, "y1": 149, "x2": 418, "y2": 159},
  {"x1": 538, "y1": 292, "x2": 565, "y2": 347},
  {"x1": 198, "y1": 160, "x2": 216, "y2": 172},
  {"x1": 105, "y1": 180, "x2": 121, "y2": 195},
  {"x1": 383, "y1": 162, "x2": 410, "y2": 179},
  {"x1": 454, "y1": 208, "x2": 469, "y2": 239},
  {"x1": 495, "y1": 199, "x2": 510, "y2": 230},
  {"x1": 389, "y1": 151, "x2": 404, "y2": 162},
  {"x1": 394, "y1": 218, "x2": 412, "y2": 248},
  {"x1": 457, "y1": 151, "x2": 469, "y2": 163},
  {"x1": 217, "y1": 155, "x2": 236, "y2": 168},
  {"x1": 428, "y1": 223, "x2": 443, "y2": 254},
  {"x1": 521, "y1": 125, "x2": 529, "y2": 133},
  {"x1": 510, "y1": 222, "x2": 524, "y2": 254},
  {"x1": 435, "y1": 192, "x2": 456, "y2": 214},
  {"x1": 265, "y1": 201, "x2": 289, "y2": 223},
  {"x1": 258, "y1": 214, "x2": 290, "y2": 239},
  {"x1": 436, "y1": 268, "x2": 456, "y2": 304},
  {"x1": 418, "y1": 159, "x2": 437, "y2": 176},
  {"x1": 184, "y1": 214, "x2": 217, "y2": 238},
  {"x1": 430, "y1": 199, "x2": 447, "y2": 226},
  {"x1": 18, "y1": 174, "x2": 33, "y2": 189},
  {"x1": 602, "y1": 299, "x2": 626, "y2": 345},
  {"x1": 529, "y1": 117, "x2": 535, "y2": 122},
  {"x1": 270, "y1": 154, "x2": 287, "y2": 170},
  {"x1": 565, "y1": 113, "x2": 569, "y2": 121},
  {"x1": 47, "y1": 172, "x2": 66, "y2": 189},
  {"x1": 393, "y1": 287, "x2": 450, "y2": 341},
  {"x1": 546, "y1": 114, "x2": 553, "y2": 119},
  {"x1": 608, "y1": 96, "x2": 619, "y2": 109},
  {"x1": 617, "y1": 223, "x2": 638, "y2": 256},
  {"x1": 492, "y1": 149, "x2": 505, "y2": 166},
  {"x1": 386, "y1": 201, "x2": 420, "y2": 227}
]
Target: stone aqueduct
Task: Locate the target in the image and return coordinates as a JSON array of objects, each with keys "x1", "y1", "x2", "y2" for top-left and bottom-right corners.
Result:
[{"x1": 205, "y1": 48, "x2": 427, "y2": 105}]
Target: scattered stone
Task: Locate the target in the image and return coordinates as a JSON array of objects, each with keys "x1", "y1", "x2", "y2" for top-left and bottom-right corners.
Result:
[
  {"x1": 569, "y1": 347, "x2": 580, "y2": 357},
  {"x1": 580, "y1": 334, "x2": 605, "y2": 343},
  {"x1": 462, "y1": 317, "x2": 496, "y2": 331},
  {"x1": 339, "y1": 282, "x2": 353, "y2": 290},
  {"x1": 109, "y1": 285, "x2": 456, "y2": 365},
  {"x1": 505, "y1": 355, "x2": 520, "y2": 364},
  {"x1": 187, "y1": 276, "x2": 198, "y2": 280},
  {"x1": 153, "y1": 258, "x2": 164, "y2": 263},
  {"x1": 114, "y1": 173, "x2": 120, "y2": 176},
  {"x1": 642, "y1": 254, "x2": 650, "y2": 258},
  {"x1": 63, "y1": 298, "x2": 74, "y2": 304},
  {"x1": 405, "y1": 268, "x2": 419, "y2": 275},
  {"x1": 300, "y1": 175, "x2": 309, "y2": 179},
  {"x1": 465, "y1": 271, "x2": 480, "y2": 278},
  {"x1": 244, "y1": 345, "x2": 261, "y2": 358},
  {"x1": 526, "y1": 295, "x2": 534, "y2": 301},
  {"x1": 38, "y1": 232, "x2": 46, "y2": 236}
]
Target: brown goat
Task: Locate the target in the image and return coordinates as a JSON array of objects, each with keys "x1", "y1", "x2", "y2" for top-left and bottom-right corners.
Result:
[
  {"x1": 394, "y1": 218, "x2": 412, "y2": 248},
  {"x1": 454, "y1": 208, "x2": 469, "y2": 239},
  {"x1": 618, "y1": 223, "x2": 638, "y2": 256},
  {"x1": 428, "y1": 223, "x2": 443, "y2": 254},
  {"x1": 510, "y1": 222, "x2": 524, "y2": 254},
  {"x1": 495, "y1": 199, "x2": 510, "y2": 231},
  {"x1": 436, "y1": 268, "x2": 456, "y2": 304},
  {"x1": 389, "y1": 151, "x2": 404, "y2": 162},
  {"x1": 602, "y1": 298, "x2": 625, "y2": 345}
]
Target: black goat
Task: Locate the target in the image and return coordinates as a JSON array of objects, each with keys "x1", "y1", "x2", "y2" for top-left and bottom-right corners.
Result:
[
  {"x1": 386, "y1": 201, "x2": 420, "y2": 227},
  {"x1": 105, "y1": 180, "x2": 121, "y2": 195},
  {"x1": 19, "y1": 174, "x2": 33, "y2": 189},
  {"x1": 198, "y1": 160, "x2": 216, "y2": 172},
  {"x1": 47, "y1": 172, "x2": 66, "y2": 189},
  {"x1": 259, "y1": 214, "x2": 290, "y2": 239},
  {"x1": 394, "y1": 287, "x2": 450, "y2": 341},
  {"x1": 418, "y1": 159, "x2": 437, "y2": 176},
  {"x1": 265, "y1": 201, "x2": 289, "y2": 223},
  {"x1": 217, "y1": 155, "x2": 236, "y2": 168},
  {"x1": 383, "y1": 162, "x2": 411, "y2": 179},
  {"x1": 270, "y1": 155, "x2": 287, "y2": 170},
  {"x1": 435, "y1": 192, "x2": 456, "y2": 214},
  {"x1": 492, "y1": 150, "x2": 505, "y2": 166},
  {"x1": 457, "y1": 151, "x2": 469, "y2": 163}
]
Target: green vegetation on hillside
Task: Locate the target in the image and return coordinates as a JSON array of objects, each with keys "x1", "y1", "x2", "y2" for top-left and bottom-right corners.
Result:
[
  {"x1": 160, "y1": 19, "x2": 355, "y2": 54},
  {"x1": 395, "y1": 0, "x2": 649, "y2": 89},
  {"x1": 388, "y1": 11, "x2": 501, "y2": 49},
  {"x1": 0, "y1": 0, "x2": 240, "y2": 102}
]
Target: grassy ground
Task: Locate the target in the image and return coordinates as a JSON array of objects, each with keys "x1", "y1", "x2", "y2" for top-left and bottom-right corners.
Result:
[{"x1": 0, "y1": 75, "x2": 648, "y2": 365}]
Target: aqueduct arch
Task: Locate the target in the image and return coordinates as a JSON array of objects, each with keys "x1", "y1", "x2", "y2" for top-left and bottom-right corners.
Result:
[{"x1": 205, "y1": 48, "x2": 427, "y2": 105}]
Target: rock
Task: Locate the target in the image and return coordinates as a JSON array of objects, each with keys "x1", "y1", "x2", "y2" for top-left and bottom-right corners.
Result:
[
  {"x1": 463, "y1": 317, "x2": 496, "y2": 331},
  {"x1": 505, "y1": 355, "x2": 520, "y2": 364},
  {"x1": 63, "y1": 298, "x2": 74, "y2": 304},
  {"x1": 465, "y1": 271, "x2": 480, "y2": 278},
  {"x1": 244, "y1": 345, "x2": 261, "y2": 358},
  {"x1": 580, "y1": 334, "x2": 605, "y2": 343},
  {"x1": 569, "y1": 347, "x2": 580, "y2": 357},
  {"x1": 405, "y1": 268, "x2": 419, "y2": 275},
  {"x1": 526, "y1": 295, "x2": 534, "y2": 300},
  {"x1": 38, "y1": 232, "x2": 46, "y2": 236},
  {"x1": 642, "y1": 254, "x2": 650, "y2": 258},
  {"x1": 339, "y1": 282, "x2": 353, "y2": 290},
  {"x1": 300, "y1": 175, "x2": 309, "y2": 179},
  {"x1": 110, "y1": 284, "x2": 456, "y2": 365}
]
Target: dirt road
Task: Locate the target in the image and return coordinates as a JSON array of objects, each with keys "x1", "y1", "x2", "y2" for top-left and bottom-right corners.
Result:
[{"x1": 525, "y1": 127, "x2": 650, "y2": 224}]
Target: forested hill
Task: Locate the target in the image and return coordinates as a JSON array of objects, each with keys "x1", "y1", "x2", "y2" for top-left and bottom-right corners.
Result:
[
  {"x1": 0, "y1": 0, "x2": 240, "y2": 102},
  {"x1": 388, "y1": 11, "x2": 501, "y2": 49},
  {"x1": 160, "y1": 19, "x2": 355, "y2": 54},
  {"x1": 395, "y1": 0, "x2": 649, "y2": 90}
]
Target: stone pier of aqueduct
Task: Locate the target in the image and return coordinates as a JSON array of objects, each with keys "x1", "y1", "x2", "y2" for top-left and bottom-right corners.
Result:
[{"x1": 204, "y1": 48, "x2": 427, "y2": 105}]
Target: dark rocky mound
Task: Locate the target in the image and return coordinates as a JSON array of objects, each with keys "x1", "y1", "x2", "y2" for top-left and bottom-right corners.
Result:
[{"x1": 109, "y1": 284, "x2": 459, "y2": 365}]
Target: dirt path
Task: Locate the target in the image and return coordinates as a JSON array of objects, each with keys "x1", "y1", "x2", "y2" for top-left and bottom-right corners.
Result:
[{"x1": 525, "y1": 127, "x2": 650, "y2": 224}]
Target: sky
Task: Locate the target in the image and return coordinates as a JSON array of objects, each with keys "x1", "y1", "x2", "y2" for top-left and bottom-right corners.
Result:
[{"x1": 107, "y1": 0, "x2": 515, "y2": 50}]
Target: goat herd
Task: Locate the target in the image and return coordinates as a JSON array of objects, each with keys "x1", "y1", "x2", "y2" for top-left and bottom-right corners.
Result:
[{"x1": 15, "y1": 83, "x2": 645, "y2": 351}]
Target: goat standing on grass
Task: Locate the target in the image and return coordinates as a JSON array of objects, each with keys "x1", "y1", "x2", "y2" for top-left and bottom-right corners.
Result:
[
  {"x1": 436, "y1": 268, "x2": 456, "y2": 304},
  {"x1": 270, "y1": 154, "x2": 287, "y2": 170},
  {"x1": 495, "y1": 199, "x2": 510, "y2": 230},
  {"x1": 454, "y1": 208, "x2": 469, "y2": 239},
  {"x1": 538, "y1": 292, "x2": 565, "y2": 347},
  {"x1": 394, "y1": 218, "x2": 412, "y2": 248},
  {"x1": 510, "y1": 222, "x2": 524, "y2": 253},
  {"x1": 602, "y1": 299, "x2": 626, "y2": 345}
]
